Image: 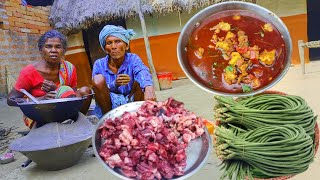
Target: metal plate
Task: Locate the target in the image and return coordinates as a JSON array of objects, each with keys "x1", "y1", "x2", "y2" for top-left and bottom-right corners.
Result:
[{"x1": 92, "y1": 101, "x2": 212, "y2": 180}]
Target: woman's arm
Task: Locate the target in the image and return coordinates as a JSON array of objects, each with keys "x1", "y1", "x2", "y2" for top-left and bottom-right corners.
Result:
[
  {"x1": 144, "y1": 86, "x2": 157, "y2": 101},
  {"x1": 7, "y1": 88, "x2": 25, "y2": 106},
  {"x1": 7, "y1": 89, "x2": 56, "y2": 106},
  {"x1": 131, "y1": 54, "x2": 156, "y2": 101}
]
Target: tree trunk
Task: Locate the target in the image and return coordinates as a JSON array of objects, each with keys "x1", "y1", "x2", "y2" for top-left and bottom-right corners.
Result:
[{"x1": 135, "y1": 0, "x2": 160, "y2": 91}]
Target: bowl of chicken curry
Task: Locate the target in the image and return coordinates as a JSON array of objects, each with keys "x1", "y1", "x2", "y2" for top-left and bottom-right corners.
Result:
[{"x1": 177, "y1": 1, "x2": 292, "y2": 96}]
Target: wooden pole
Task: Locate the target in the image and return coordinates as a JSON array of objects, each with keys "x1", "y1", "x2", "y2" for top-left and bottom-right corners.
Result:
[
  {"x1": 298, "y1": 40, "x2": 306, "y2": 74},
  {"x1": 135, "y1": 0, "x2": 160, "y2": 91}
]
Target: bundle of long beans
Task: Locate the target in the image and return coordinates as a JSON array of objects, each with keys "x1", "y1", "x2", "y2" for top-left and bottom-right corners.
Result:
[
  {"x1": 214, "y1": 94, "x2": 317, "y2": 138},
  {"x1": 215, "y1": 124, "x2": 314, "y2": 179},
  {"x1": 213, "y1": 93, "x2": 318, "y2": 179}
]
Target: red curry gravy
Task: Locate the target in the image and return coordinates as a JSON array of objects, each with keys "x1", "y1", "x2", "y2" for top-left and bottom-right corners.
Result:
[{"x1": 187, "y1": 10, "x2": 286, "y2": 93}]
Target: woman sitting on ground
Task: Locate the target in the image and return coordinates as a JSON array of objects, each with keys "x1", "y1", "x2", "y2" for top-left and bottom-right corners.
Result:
[
  {"x1": 7, "y1": 30, "x2": 92, "y2": 128},
  {"x1": 92, "y1": 25, "x2": 157, "y2": 118}
]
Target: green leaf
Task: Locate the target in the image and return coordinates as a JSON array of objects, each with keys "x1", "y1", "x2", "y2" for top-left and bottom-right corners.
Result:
[{"x1": 242, "y1": 85, "x2": 252, "y2": 92}]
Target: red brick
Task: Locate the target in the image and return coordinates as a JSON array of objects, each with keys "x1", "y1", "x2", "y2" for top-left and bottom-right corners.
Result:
[
  {"x1": 11, "y1": 44, "x2": 18, "y2": 49},
  {"x1": 39, "y1": 30, "x2": 45, "y2": 34},
  {"x1": 32, "y1": 16, "x2": 40, "y2": 21},
  {"x1": 20, "y1": 28, "x2": 31, "y2": 33},
  {"x1": 12, "y1": 0, "x2": 21, "y2": 4},
  {"x1": 6, "y1": 7, "x2": 16, "y2": 12},
  {"x1": 26, "y1": 11, "x2": 34, "y2": 16},
  {"x1": 8, "y1": 16, "x2": 16, "y2": 23},
  {"x1": 6, "y1": 10, "x2": 13, "y2": 16},
  {"x1": 17, "y1": 7, "x2": 27, "y2": 15},
  {"x1": 4, "y1": 1, "x2": 11, "y2": 7},
  {"x1": 9, "y1": 26, "x2": 19, "y2": 31},
  {"x1": 0, "y1": 23, "x2": 10, "y2": 30},
  {"x1": 26, "y1": 23, "x2": 39, "y2": 29},
  {"x1": 13, "y1": 11, "x2": 23, "y2": 18},
  {"x1": 8, "y1": 19, "x2": 15, "y2": 26},
  {"x1": 8, "y1": 58, "x2": 18, "y2": 62},
  {"x1": 30, "y1": 29, "x2": 39, "y2": 34},
  {"x1": 11, "y1": 2, "x2": 20, "y2": 9},
  {"x1": 38, "y1": 26, "x2": 51, "y2": 31},
  {"x1": 15, "y1": 17, "x2": 23, "y2": 22},
  {"x1": 23, "y1": 15, "x2": 33, "y2": 20},
  {"x1": 0, "y1": 50, "x2": 7, "y2": 55},
  {"x1": 34, "y1": 21, "x2": 45, "y2": 26},
  {"x1": 18, "y1": 18, "x2": 28, "y2": 24},
  {"x1": 40, "y1": 17, "x2": 49, "y2": 24},
  {"x1": 27, "y1": 19, "x2": 37, "y2": 24},
  {"x1": 33, "y1": 8, "x2": 42, "y2": 14},
  {"x1": 34, "y1": 12, "x2": 41, "y2": 17},
  {"x1": 0, "y1": 45, "x2": 9, "y2": 49},
  {"x1": 15, "y1": 21, "x2": 26, "y2": 28}
]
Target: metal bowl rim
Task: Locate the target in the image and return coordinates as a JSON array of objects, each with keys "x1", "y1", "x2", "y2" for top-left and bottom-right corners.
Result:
[
  {"x1": 177, "y1": 1, "x2": 292, "y2": 97},
  {"x1": 17, "y1": 97, "x2": 85, "y2": 105},
  {"x1": 92, "y1": 101, "x2": 212, "y2": 180}
]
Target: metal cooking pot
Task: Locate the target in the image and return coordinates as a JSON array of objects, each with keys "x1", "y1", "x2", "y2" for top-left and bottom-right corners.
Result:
[
  {"x1": 177, "y1": 1, "x2": 292, "y2": 97},
  {"x1": 17, "y1": 97, "x2": 86, "y2": 126}
]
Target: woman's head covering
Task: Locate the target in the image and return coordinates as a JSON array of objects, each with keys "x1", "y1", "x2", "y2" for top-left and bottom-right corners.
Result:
[{"x1": 99, "y1": 25, "x2": 135, "y2": 52}]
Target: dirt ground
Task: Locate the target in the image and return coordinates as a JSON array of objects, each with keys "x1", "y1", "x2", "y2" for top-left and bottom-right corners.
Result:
[{"x1": 0, "y1": 62, "x2": 320, "y2": 180}]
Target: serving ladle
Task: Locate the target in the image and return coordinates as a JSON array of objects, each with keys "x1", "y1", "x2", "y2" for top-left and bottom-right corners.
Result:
[{"x1": 20, "y1": 89, "x2": 40, "y2": 104}]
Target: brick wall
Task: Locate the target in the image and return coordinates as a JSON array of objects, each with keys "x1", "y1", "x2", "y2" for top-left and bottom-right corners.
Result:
[{"x1": 0, "y1": 0, "x2": 51, "y2": 96}]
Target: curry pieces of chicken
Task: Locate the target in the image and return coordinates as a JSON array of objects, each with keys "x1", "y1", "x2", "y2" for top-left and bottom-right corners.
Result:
[{"x1": 194, "y1": 20, "x2": 276, "y2": 91}]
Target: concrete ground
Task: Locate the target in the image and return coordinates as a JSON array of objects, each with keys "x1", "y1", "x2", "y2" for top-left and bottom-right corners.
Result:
[{"x1": 0, "y1": 62, "x2": 320, "y2": 180}]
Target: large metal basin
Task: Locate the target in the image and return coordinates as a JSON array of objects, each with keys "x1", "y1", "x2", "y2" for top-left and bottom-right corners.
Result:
[
  {"x1": 20, "y1": 138, "x2": 91, "y2": 171},
  {"x1": 9, "y1": 113, "x2": 93, "y2": 171},
  {"x1": 17, "y1": 97, "x2": 85, "y2": 126},
  {"x1": 92, "y1": 101, "x2": 212, "y2": 180},
  {"x1": 177, "y1": 1, "x2": 292, "y2": 97}
]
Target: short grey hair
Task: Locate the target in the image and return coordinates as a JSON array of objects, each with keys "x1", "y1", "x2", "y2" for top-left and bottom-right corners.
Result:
[{"x1": 38, "y1": 30, "x2": 67, "y2": 52}]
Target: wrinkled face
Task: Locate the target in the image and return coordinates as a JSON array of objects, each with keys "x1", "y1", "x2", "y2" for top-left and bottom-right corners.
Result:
[
  {"x1": 104, "y1": 36, "x2": 129, "y2": 61},
  {"x1": 41, "y1": 38, "x2": 65, "y2": 65}
]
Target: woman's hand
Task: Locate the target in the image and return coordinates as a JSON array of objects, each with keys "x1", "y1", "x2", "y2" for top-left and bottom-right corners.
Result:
[
  {"x1": 115, "y1": 74, "x2": 130, "y2": 87},
  {"x1": 144, "y1": 86, "x2": 157, "y2": 101},
  {"x1": 41, "y1": 80, "x2": 58, "y2": 92},
  {"x1": 41, "y1": 91, "x2": 57, "y2": 100}
]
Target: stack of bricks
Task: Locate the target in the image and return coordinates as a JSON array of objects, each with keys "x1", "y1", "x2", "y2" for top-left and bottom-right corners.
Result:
[{"x1": 0, "y1": 0, "x2": 52, "y2": 96}]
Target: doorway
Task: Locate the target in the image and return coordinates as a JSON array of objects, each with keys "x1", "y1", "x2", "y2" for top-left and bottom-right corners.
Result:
[
  {"x1": 307, "y1": 0, "x2": 320, "y2": 61},
  {"x1": 82, "y1": 18, "x2": 127, "y2": 69}
]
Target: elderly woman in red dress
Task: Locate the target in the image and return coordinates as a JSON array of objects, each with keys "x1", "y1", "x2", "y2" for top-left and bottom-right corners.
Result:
[{"x1": 7, "y1": 30, "x2": 92, "y2": 128}]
